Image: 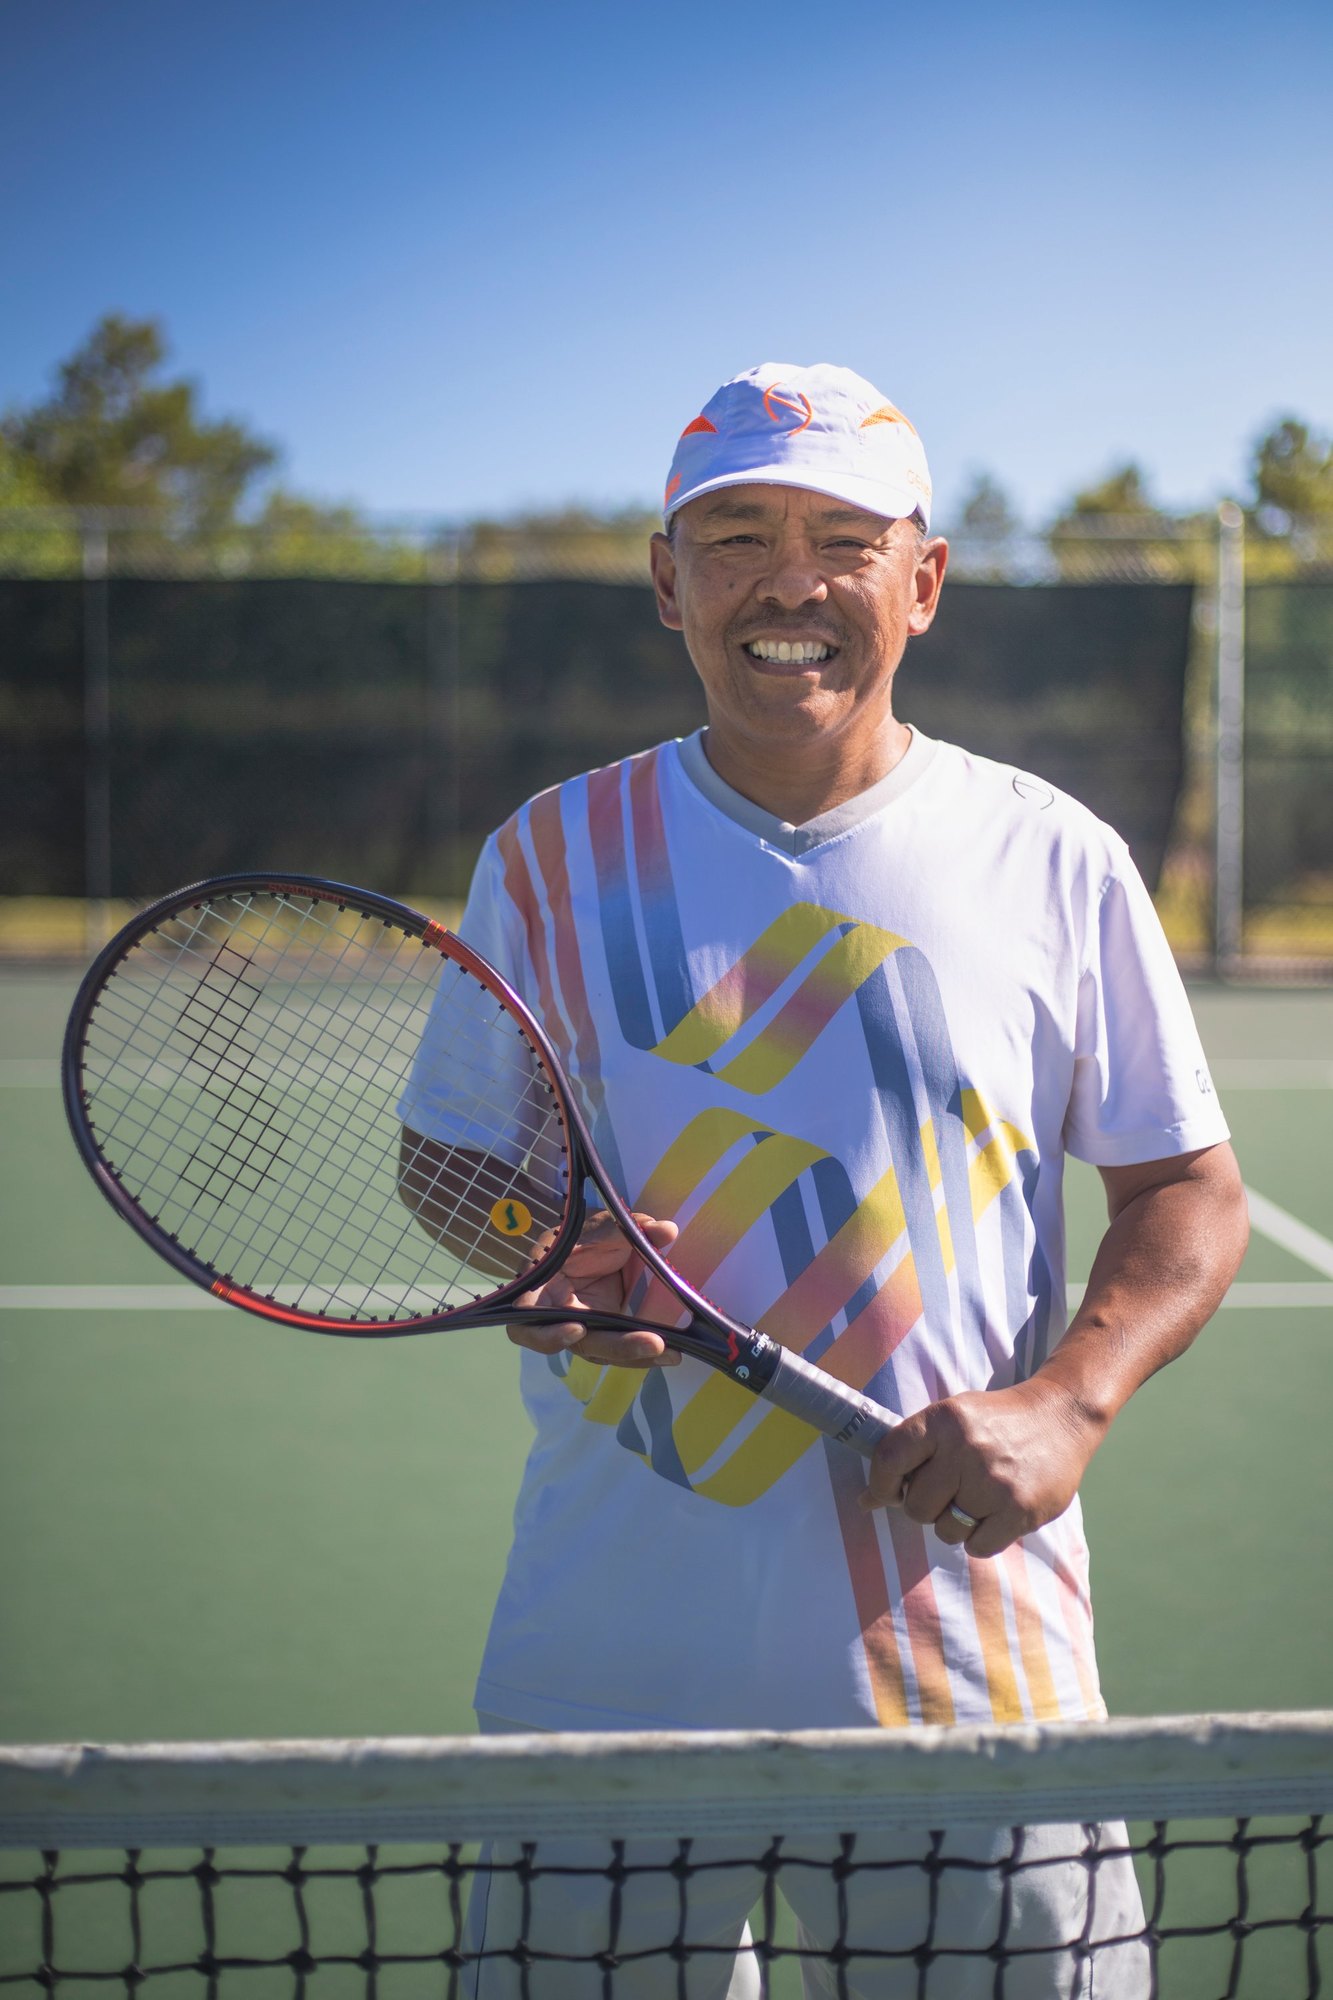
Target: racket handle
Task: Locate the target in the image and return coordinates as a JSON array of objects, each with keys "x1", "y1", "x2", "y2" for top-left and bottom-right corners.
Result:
[{"x1": 759, "y1": 1345, "x2": 900, "y2": 1458}]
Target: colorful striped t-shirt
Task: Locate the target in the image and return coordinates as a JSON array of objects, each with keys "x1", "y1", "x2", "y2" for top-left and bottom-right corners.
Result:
[{"x1": 404, "y1": 731, "x2": 1230, "y2": 1732}]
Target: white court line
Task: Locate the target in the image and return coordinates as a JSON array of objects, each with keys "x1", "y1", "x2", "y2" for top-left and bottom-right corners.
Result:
[
  {"x1": 0, "y1": 1286, "x2": 224, "y2": 1310},
  {"x1": 0, "y1": 1060, "x2": 59, "y2": 1087},
  {"x1": 1066, "y1": 1281, "x2": 1333, "y2": 1310},
  {"x1": 1243, "y1": 1187, "x2": 1333, "y2": 1280},
  {"x1": 1211, "y1": 1282, "x2": 1333, "y2": 1307},
  {"x1": 9, "y1": 1058, "x2": 1332, "y2": 1093},
  {"x1": 0, "y1": 1284, "x2": 464, "y2": 1313},
  {"x1": 1211, "y1": 1059, "x2": 1333, "y2": 1090},
  {"x1": 2, "y1": 1281, "x2": 1331, "y2": 1312},
  {"x1": 9, "y1": 1057, "x2": 1331, "y2": 1091}
]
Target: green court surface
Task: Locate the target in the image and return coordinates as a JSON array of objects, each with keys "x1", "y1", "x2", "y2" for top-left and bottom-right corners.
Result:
[{"x1": 1, "y1": 974, "x2": 1330, "y2": 1749}]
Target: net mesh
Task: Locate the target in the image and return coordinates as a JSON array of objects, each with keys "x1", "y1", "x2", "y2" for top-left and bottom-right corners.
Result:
[{"x1": 2, "y1": 1720, "x2": 1328, "y2": 1998}]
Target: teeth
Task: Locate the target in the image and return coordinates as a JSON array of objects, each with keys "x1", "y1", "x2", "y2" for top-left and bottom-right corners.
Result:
[{"x1": 746, "y1": 640, "x2": 832, "y2": 663}]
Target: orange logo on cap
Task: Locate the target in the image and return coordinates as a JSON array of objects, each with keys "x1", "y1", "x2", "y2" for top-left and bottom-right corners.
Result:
[
  {"x1": 664, "y1": 472, "x2": 683, "y2": 507},
  {"x1": 678, "y1": 414, "x2": 718, "y2": 438},
  {"x1": 860, "y1": 401, "x2": 918, "y2": 435},
  {"x1": 762, "y1": 384, "x2": 813, "y2": 434}
]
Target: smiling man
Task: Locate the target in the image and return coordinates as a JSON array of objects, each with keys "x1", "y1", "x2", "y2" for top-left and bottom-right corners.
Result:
[
  {"x1": 650, "y1": 482, "x2": 942, "y2": 822},
  {"x1": 651, "y1": 480, "x2": 942, "y2": 825},
  {"x1": 411, "y1": 363, "x2": 1248, "y2": 1996}
]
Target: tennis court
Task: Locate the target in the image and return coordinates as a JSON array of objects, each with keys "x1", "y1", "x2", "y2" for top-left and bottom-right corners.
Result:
[
  {"x1": 2, "y1": 967, "x2": 1330, "y2": 1994},
  {"x1": 3, "y1": 968, "x2": 1330, "y2": 1746}
]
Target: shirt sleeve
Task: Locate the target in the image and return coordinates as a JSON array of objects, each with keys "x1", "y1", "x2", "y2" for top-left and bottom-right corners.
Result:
[
  {"x1": 452, "y1": 832, "x2": 530, "y2": 989},
  {"x1": 395, "y1": 833, "x2": 537, "y2": 1159},
  {"x1": 1063, "y1": 846, "x2": 1232, "y2": 1167}
]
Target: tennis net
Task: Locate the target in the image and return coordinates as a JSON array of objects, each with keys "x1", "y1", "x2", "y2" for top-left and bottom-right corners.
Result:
[{"x1": 1, "y1": 1715, "x2": 1328, "y2": 1997}]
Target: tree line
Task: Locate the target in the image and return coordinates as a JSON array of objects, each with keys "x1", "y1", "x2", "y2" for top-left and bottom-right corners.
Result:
[{"x1": 3, "y1": 315, "x2": 1330, "y2": 578}]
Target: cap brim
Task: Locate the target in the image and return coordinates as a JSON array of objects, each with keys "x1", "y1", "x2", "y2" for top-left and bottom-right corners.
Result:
[{"x1": 665, "y1": 466, "x2": 927, "y2": 529}]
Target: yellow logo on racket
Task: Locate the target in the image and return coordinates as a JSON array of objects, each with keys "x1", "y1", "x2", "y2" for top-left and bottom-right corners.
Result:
[{"x1": 490, "y1": 1197, "x2": 533, "y2": 1237}]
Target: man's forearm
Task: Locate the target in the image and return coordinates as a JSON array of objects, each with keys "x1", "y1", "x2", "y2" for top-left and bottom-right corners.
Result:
[
  {"x1": 1036, "y1": 1143, "x2": 1249, "y2": 1435},
  {"x1": 398, "y1": 1128, "x2": 551, "y2": 1281},
  {"x1": 865, "y1": 1143, "x2": 1248, "y2": 1553}
]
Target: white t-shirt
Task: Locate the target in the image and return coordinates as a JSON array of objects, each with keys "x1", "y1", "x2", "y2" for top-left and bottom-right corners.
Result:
[{"x1": 401, "y1": 731, "x2": 1229, "y2": 1733}]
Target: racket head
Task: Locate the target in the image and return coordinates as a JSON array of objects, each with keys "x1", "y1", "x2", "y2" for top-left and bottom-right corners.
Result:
[{"x1": 63, "y1": 874, "x2": 585, "y2": 1335}]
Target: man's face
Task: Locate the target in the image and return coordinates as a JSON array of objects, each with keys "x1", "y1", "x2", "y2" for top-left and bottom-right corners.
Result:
[{"x1": 649, "y1": 484, "x2": 947, "y2": 760}]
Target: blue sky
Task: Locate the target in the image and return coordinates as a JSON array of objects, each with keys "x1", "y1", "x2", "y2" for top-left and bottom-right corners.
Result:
[{"x1": 4, "y1": 0, "x2": 1330, "y2": 527}]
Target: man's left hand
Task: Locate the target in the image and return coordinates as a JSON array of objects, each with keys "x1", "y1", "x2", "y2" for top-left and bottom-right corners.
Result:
[
  {"x1": 861, "y1": 1142, "x2": 1249, "y2": 1559},
  {"x1": 861, "y1": 1378, "x2": 1103, "y2": 1560}
]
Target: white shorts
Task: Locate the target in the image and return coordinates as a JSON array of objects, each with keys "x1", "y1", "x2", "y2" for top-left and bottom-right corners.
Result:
[{"x1": 461, "y1": 1715, "x2": 1150, "y2": 2000}]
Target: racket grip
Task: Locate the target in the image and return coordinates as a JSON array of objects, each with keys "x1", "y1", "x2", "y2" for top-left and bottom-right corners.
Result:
[{"x1": 759, "y1": 1345, "x2": 899, "y2": 1458}]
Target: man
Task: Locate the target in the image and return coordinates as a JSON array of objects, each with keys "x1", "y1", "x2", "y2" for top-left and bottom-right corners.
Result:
[{"x1": 399, "y1": 362, "x2": 1248, "y2": 1995}]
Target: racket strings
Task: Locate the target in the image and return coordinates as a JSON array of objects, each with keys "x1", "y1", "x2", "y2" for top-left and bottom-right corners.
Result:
[
  {"x1": 86, "y1": 906, "x2": 294, "y2": 1221},
  {"x1": 200, "y1": 904, "x2": 552, "y2": 1313},
  {"x1": 391, "y1": 1022, "x2": 569, "y2": 1293},
  {"x1": 236, "y1": 921, "x2": 563, "y2": 1312},
  {"x1": 85, "y1": 898, "x2": 381, "y2": 1289},
  {"x1": 222, "y1": 901, "x2": 444, "y2": 1303},
  {"x1": 76, "y1": 890, "x2": 571, "y2": 1323},
  {"x1": 262, "y1": 896, "x2": 568, "y2": 1310},
  {"x1": 95, "y1": 898, "x2": 376, "y2": 1238}
]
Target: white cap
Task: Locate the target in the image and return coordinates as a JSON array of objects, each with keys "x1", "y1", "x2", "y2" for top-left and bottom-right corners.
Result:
[{"x1": 663, "y1": 362, "x2": 932, "y2": 530}]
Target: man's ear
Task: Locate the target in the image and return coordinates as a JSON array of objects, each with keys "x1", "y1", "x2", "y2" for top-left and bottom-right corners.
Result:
[
  {"x1": 907, "y1": 537, "x2": 949, "y2": 638},
  {"x1": 649, "y1": 531, "x2": 684, "y2": 632}
]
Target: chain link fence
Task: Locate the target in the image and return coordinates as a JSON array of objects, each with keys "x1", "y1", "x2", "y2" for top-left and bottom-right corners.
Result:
[
  {"x1": 2, "y1": 508, "x2": 1330, "y2": 974},
  {"x1": 1241, "y1": 579, "x2": 1333, "y2": 962}
]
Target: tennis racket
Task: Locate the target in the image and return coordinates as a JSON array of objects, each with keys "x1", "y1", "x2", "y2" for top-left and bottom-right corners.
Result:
[{"x1": 63, "y1": 873, "x2": 899, "y2": 1457}]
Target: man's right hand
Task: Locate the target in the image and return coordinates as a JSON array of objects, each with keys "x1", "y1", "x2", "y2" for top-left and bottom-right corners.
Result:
[{"x1": 508, "y1": 1210, "x2": 683, "y2": 1369}]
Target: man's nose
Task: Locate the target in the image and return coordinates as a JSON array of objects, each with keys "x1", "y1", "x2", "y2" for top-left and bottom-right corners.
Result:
[{"x1": 756, "y1": 546, "x2": 830, "y2": 608}]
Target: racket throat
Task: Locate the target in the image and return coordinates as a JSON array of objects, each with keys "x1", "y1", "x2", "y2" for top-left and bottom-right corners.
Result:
[{"x1": 672, "y1": 1315, "x2": 783, "y2": 1392}]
